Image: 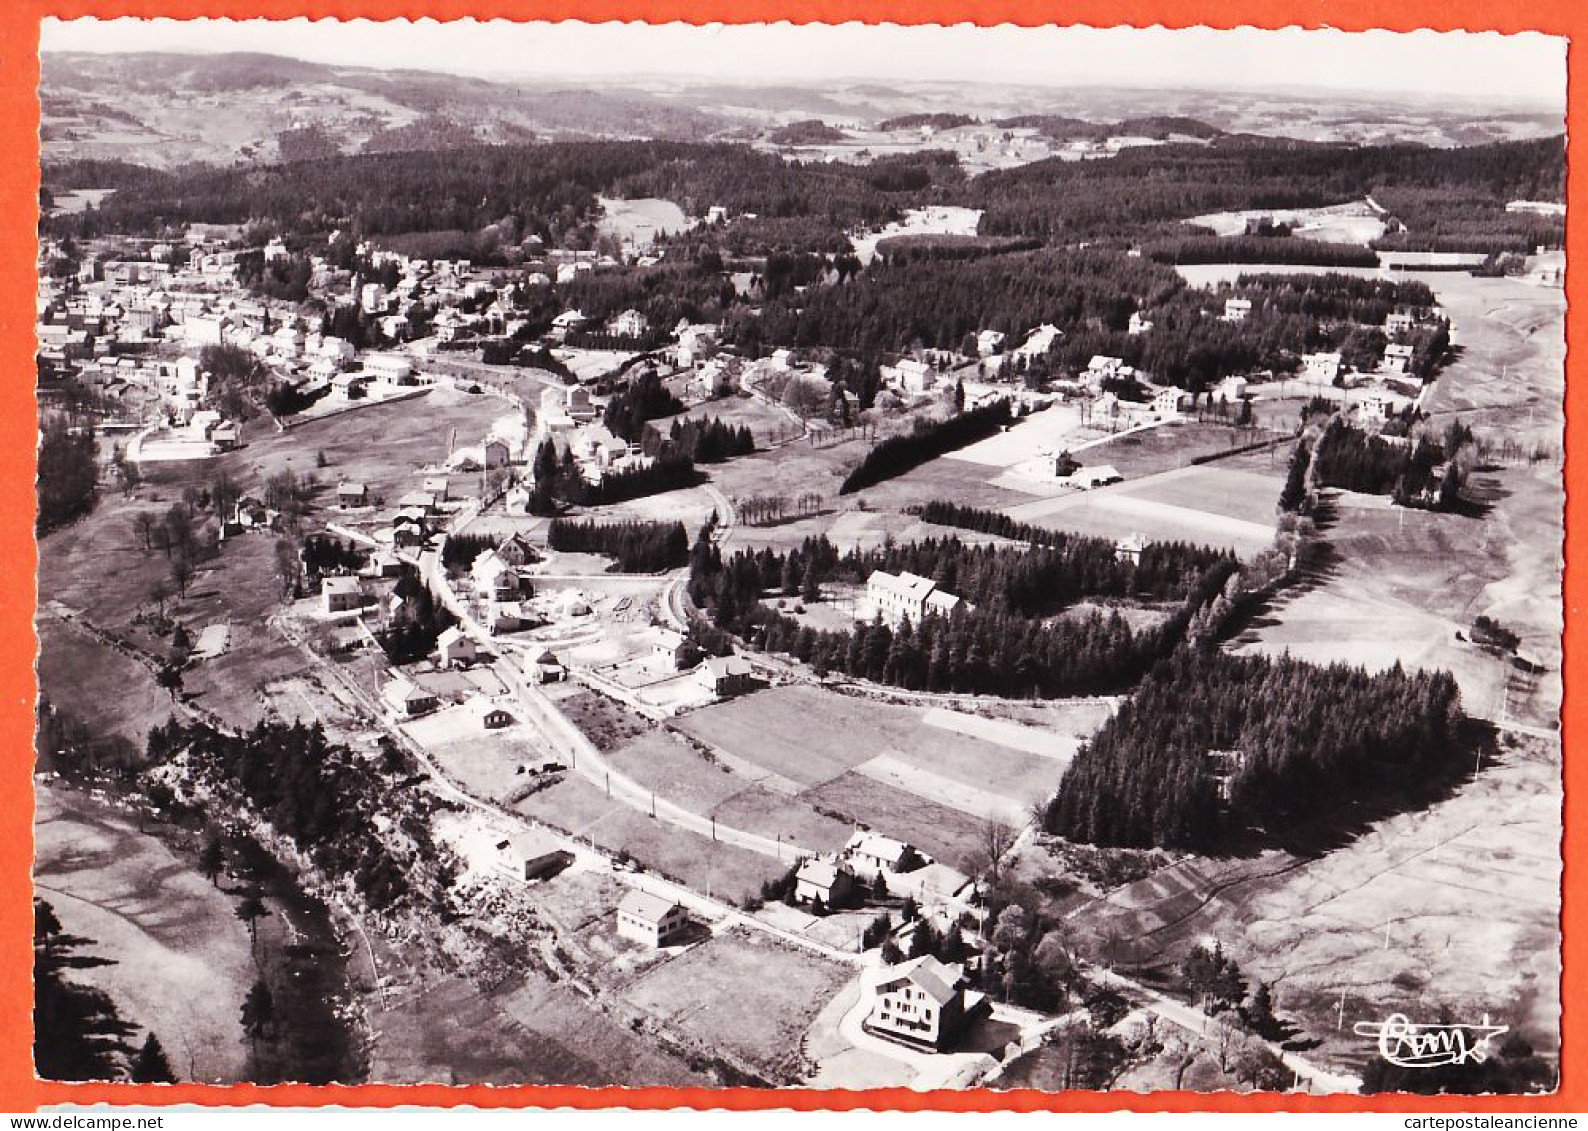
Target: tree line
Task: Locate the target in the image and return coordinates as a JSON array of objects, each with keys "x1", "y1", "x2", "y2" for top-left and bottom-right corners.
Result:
[
  {"x1": 840, "y1": 400, "x2": 1011, "y2": 494},
  {"x1": 645, "y1": 415, "x2": 755, "y2": 464},
  {"x1": 1044, "y1": 645, "x2": 1465, "y2": 851},
  {"x1": 547, "y1": 518, "x2": 689, "y2": 572}
]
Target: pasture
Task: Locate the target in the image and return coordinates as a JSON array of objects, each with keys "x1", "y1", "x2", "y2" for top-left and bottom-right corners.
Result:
[
  {"x1": 674, "y1": 686, "x2": 1097, "y2": 867},
  {"x1": 1001, "y1": 465, "x2": 1281, "y2": 557}
]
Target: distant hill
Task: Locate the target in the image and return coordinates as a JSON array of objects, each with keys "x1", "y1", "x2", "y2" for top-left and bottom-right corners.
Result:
[
  {"x1": 39, "y1": 51, "x2": 730, "y2": 168},
  {"x1": 993, "y1": 114, "x2": 1225, "y2": 141}
]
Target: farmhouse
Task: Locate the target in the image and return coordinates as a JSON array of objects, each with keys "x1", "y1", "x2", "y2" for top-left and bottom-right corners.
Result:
[
  {"x1": 795, "y1": 859, "x2": 857, "y2": 908},
  {"x1": 867, "y1": 955, "x2": 984, "y2": 1051},
  {"x1": 383, "y1": 677, "x2": 439, "y2": 717},
  {"x1": 494, "y1": 533, "x2": 539, "y2": 567},
  {"x1": 866, "y1": 570, "x2": 964, "y2": 627},
  {"x1": 696, "y1": 655, "x2": 754, "y2": 698},
  {"x1": 337, "y1": 481, "x2": 369, "y2": 507},
  {"x1": 843, "y1": 831, "x2": 921, "y2": 879},
  {"x1": 321, "y1": 575, "x2": 364, "y2": 614},
  {"x1": 616, "y1": 890, "x2": 690, "y2": 948}
]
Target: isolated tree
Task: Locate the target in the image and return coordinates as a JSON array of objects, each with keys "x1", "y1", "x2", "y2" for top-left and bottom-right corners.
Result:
[
  {"x1": 129, "y1": 1033, "x2": 177, "y2": 1083},
  {"x1": 239, "y1": 979, "x2": 275, "y2": 1064},
  {"x1": 972, "y1": 818, "x2": 1019, "y2": 886},
  {"x1": 198, "y1": 829, "x2": 226, "y2": 887},
  {"x1": 133, "y1": 511, "x2": 156, "y2": 554},
  {"x1": 880, "y1": 939, "x2": 904, "y2": 965},
  {"x1": 170, "y1": 554, "x2": 195, "y2": 599},
  {"x1": 235, "y1": 891, "x2": 268, "y2": 953}
]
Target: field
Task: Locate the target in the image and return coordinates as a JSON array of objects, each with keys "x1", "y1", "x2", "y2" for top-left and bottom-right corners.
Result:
[
  {"x1": 511, "y1": 771, "x2": 790, "y2": 903},
  {"x1": 33, "y1": 786, "x2": 255, "y2": 1083},
  {"x1": 596, "y1": 195, "x2": 691, "y2": 250},
  {"x1": 1002, "y1": 464, "x2": 1282, "y2": 557},
  {"x1": 618, "y1": 927, "x2": 854, "y2": 1083},
  {"x1": 371, "y1": 968, "x2": 710, "y2": 1087},
  {"x1": 1182, "y1": 199, "x2": 1386, "y2": 244},
  {"x1": 674, "y1": 685, "x2": 1096, "y2": 868}
]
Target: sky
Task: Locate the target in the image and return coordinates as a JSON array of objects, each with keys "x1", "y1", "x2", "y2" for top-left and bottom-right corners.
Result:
[{"x1": 40, "y1": 18, "x2": 1567, "y2": 107}]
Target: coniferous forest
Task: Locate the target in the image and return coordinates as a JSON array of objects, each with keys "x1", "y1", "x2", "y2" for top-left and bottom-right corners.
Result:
[
  {"x1": 840, "y1": 400, "x2": 1012, "y2": 494},
  {"x1": 1044, "y1": 646, "x2": 1465, "y2": 851},
  {"x1": 687, "y1": 533, "x2": 1240, "y2": 697},
  {"x1": 547, "y1": 519, "x2": 689, "y2": 572}
]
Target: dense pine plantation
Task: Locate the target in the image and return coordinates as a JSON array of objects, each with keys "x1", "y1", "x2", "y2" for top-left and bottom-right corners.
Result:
[
  {"x1": 547, "y1": 518, "x2": 689, "y2": 572},
  {"x1": 1044, "y1": 647, "x2": 1465, "y2": 850},
  {"x1": 1311, "y1": 418, "x2": 1471, "y2": 510},
  {"x1": 687, "y1": 533, "x2": 1240, "y2": 697}
]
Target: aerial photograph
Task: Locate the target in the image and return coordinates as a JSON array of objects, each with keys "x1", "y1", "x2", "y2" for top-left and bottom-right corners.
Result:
[{"x1": 31, "y1": 19, "x2": 1565, "y2": 1096}]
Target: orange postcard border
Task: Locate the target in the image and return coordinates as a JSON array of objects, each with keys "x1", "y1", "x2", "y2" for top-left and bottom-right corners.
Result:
[{"x1": 0, "y1": 2, "x2": 1578, "y2": 1113}]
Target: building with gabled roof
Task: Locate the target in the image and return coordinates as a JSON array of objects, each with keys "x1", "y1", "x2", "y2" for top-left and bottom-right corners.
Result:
[
  {"x1": 866, "y1": 570, "x2": 964, "y2": 627},
  {"x1": 867, "y1": 955, "x2": 986, "y2": 1051},
  {"x1": 616, "y1": 889, "x2": 690, "y2": 948}
]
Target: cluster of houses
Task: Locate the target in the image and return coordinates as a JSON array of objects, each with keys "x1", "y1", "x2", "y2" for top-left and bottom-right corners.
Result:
[{"x1": 531, "y1": 383, "x2": 652, "y2": 482}]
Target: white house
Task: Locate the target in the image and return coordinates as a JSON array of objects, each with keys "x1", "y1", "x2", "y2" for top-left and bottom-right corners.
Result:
[
  {"x1": 1385, "y1": 311, "x2": 1415, "y2": 336},
  {"x1": 1128, "y1": 311, "x2": 1155, "y2": 336},
  {"x1": 975, "y1": 330, "x2": 1006, "y2": 357},
  {"x1": 610, "y1": 309, "x2": 649, "y2": 338},
  {"x1": 472, "y1": 550, "x2": 519, "y2": 603},
  {"x1": 1151, "y1": 387, "x2": 1181, "y2": 419},
  {"x1": 437, "y1": 626, "x2": 479, "y2": 668},
  {"x1": 1381, "y1": 343, "x2": 1415, "y2": 375},
  {"x1": 616, "y1": 890, "x2": 690, "y2": 948},
  {"x1": 1223, "y1": 297, "x2": 1253, "y2": 323},
  {"x1": 321, "y1": 575, "x2": 364, "y2": 614},
  {"x1": 1302, "y1": 352, "x2": 1343, "y2": 384},
  {"x1": 383, "y1": 677, "x2": 439, "y2": 717},
  {"x1": 866, "y1": 571, "x2": 963, "y2": 627},
  {"x1": 695, "y1": 655, "x2": 754, "y2": 698},
  {"x1": 867, "y1": 956, "x2": 983, "y2": 1051},
  {"x1": 795, "y1": 859, "x2": 857, "y2": 907},
  {"x1": 842, "y1": 831, "x2": 919, "y2": 879},
  {"x1": 883, "y1": 358, "x2": 936, "y2": 395}
]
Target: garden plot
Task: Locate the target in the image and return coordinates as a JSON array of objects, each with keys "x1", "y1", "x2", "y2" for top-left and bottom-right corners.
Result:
[{"x1": 617, "y1": 927, "x2": 854, "y2": 1083}]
